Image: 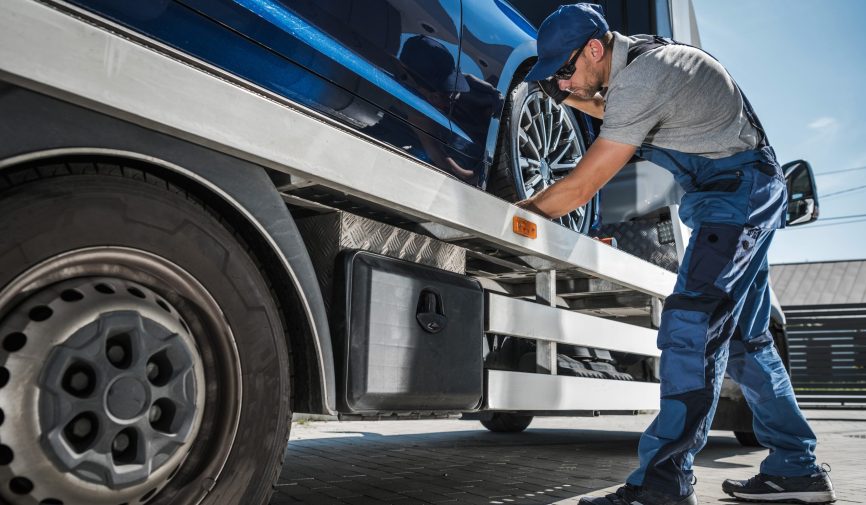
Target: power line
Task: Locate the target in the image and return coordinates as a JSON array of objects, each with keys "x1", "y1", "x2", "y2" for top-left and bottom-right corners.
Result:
[
  {"x1": 817, "y1": 213, "x2": 866, "y2": 221},
  {"x1": 816, "y1": 165, "x2": 866, "y2": 176},
  {"x1": 822, "y1": 184, "x2": 866, "y2": 199},
  {"x1": 785, "y1": 217, "x2": 866, "y2": 229}
]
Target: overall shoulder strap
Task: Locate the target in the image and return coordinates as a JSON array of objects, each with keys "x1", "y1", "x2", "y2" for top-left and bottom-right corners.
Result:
[{"x1": 626, "y1": 36, "x2": 675, "y2": 65}]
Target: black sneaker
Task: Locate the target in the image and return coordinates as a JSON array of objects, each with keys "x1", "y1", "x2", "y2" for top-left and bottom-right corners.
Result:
[
  {"x1": 579, "y1": 484, "x2": 698, "y2": 505},
  {"x1": 722, "y1": 467, "x2": 836, "y2": 503}
]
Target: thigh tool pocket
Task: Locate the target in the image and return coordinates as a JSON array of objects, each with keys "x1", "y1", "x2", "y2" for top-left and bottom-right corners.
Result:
[
  {"x1": 697, "y1": 172, "x2": 743, "y2": 193},
  {"x1": 685, "y1": 223, "x2": 742, "y2": 295}
]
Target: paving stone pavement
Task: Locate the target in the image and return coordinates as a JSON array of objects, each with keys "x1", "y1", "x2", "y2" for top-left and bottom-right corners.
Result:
[{"x1": 271, "y1": 409, "x2": 866, "y2": 504}]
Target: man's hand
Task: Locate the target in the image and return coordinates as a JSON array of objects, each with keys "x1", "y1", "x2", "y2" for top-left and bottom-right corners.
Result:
[
  {"x1": 562, "y1": 93, "x2": 605, "y2": 119},
  {"x1": 538, "y1": 80, "x2": 605, "y2": 119},
  {"x1": 515, "y1": 198, "x2": 549, "y2": 218},
  {"x1": 537, "y1": 79, "x2": 570, "y2": 104}
]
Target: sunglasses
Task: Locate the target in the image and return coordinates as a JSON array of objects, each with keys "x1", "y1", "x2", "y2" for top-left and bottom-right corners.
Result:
[
  {"x1": 551, "y1": 49, "x2": 581, "y2": 80},
  {"x1": 550, "y1": 31, "x2": 599, "y2": 81}
]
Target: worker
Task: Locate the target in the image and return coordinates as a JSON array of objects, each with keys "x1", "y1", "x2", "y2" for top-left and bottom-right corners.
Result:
[{"x1": 518, "y1": 4, "x2": 835, "y2": 505}]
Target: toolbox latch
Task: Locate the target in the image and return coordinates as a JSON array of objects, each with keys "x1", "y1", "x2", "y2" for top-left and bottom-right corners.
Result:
[{"x1": 416, "y1": 288, "x2": 447, "y2": 334}]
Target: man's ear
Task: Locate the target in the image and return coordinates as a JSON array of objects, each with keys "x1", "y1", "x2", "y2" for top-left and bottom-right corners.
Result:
[{"x1": 589, "y1": 39, "x2": 604, "y2": 62}]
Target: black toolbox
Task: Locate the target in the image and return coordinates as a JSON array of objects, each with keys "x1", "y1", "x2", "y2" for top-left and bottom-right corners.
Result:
[{"x1": 335, "y1": 250, "x2": 483, "y2": 414}]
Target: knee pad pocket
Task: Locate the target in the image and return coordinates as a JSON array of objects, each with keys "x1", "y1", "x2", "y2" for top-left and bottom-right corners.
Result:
[
  {"x1": 658, "y1": 307, "x2": 710, "y2": 396},
  {"x1": 752, "y1": 345, "x2": 793, "y2": 396},
  {"x1": 658, "y1": 294, "x2": 729, "y2": 396},
  {"x1": 655, "y1": 398, "x2": 688, "y2": 439}
]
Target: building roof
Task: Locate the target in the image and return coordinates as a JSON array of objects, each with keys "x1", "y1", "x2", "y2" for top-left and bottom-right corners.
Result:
[{"x1": 770, "y1": 259, "x2": 866, "y2": 306}]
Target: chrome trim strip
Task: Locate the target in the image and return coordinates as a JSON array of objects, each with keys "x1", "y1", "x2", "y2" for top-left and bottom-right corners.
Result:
[
  {"x1": 486, "y1": 370, "x2": 661, "y2": 411},
  {"x1": 0, "y1": 0, "x2": 677, "y2": 299},
  {"x1": 486, "y1": 293, "x2": 661, "y2": 358},
  {"x1": 670, "y1": 0, "x2": 701, "y2": 46},
  {"x1": 0, "y1": 147, "x2": 337, "y2": 415}
]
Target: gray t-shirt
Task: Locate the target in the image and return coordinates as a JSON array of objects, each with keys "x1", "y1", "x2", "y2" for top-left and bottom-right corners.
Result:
[{"x1": 599, "y1": 32, "x2": 759, "y2": 159}]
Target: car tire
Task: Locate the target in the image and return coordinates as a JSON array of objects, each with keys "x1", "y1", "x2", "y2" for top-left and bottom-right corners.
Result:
[
  {"x1": 490, "y1": 81, "x2": 595, "y2": 234},
  {"x1": 480, "y1": 413, "x2": 534, "y2": 433},
  {"x1": 0, "y1": 163, "x2": 291, "y2": 505}
]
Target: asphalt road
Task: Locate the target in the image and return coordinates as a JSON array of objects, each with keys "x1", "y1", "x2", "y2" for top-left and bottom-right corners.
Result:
[{"x1": 271, "y1": 409, "x2": 865, "y2": 504}]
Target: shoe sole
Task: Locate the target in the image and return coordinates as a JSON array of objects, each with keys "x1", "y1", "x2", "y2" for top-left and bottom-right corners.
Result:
[
  {"x1": 578, "y1": 493, "x2": 697, "y2": 505},
  {"x1": 725, "y1": 490, "x2": 836, "y2": 504}
]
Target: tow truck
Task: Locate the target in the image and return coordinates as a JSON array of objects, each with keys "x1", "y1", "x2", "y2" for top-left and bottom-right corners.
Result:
[{"x1": 0, "y1": 1, "x2": 819, "y2": 504}]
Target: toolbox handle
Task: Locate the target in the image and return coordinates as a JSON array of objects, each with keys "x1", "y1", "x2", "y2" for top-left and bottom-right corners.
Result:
[{"x1": 416, "y1": 288, "x2": 447, "y2": 334}]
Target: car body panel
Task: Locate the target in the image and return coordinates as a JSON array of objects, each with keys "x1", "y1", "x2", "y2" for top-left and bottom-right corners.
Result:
[
  {"x1": 66, "y1": 0, "x2": 482, "y2": 182},
  {"x1": 64, "y1": 0, "x2": 562, "y2": 187},
  {"x1": 449, "y1": 0, "x2": 534, "y2": 177},
  {"x1": 179, "y1": 0, "x2": 460, "y2": 143}
]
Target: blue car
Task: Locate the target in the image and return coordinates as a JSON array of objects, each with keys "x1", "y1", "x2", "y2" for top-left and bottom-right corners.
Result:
[{"x1": 63, "y1": 0, "x2": 599, "y2": 233}]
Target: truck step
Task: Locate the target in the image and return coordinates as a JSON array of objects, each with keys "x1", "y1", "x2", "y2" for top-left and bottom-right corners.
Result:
[{"x1": 486, "y1": 370, "x2": 660, "y2": 411}]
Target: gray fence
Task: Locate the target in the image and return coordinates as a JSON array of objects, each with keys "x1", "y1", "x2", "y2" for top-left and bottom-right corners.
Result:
[{"x1": 783, "y1": 304, "x2": 866, "y2": 405}]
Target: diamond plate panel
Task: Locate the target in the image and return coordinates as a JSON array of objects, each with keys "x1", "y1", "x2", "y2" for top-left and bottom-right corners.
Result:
[
  {"x1": 296, "y1": 212, "x2": 465, "y2": 312},
  {"x1": 595, "y1": 219, "x2": 679, "y2": 273}
]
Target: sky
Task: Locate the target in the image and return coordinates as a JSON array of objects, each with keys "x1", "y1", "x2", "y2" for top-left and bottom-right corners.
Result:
[{"x1": 692, "y1": 0, "x2": 866, "y2": 265}]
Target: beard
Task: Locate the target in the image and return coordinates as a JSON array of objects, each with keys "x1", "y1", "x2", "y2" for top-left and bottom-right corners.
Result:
[
  {"x1": 567, "y1": 66, "x2": 604, "y2": 100},
  {"x1": 568, "y1": 86, "x2": 598, "y2": 100}
]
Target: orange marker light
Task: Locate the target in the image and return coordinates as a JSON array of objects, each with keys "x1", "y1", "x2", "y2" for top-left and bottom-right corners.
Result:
[
  {"x1": 513, "y1": 216, "x2": 537, "y2": 239},
  {"x1": 594, "y1": 236, "x2": 618, "y2": 248}
]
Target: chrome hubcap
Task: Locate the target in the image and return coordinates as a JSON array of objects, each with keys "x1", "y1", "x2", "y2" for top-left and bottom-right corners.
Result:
[{"x1": 517, "y1": 89, "x2": 588, "y2": 231}]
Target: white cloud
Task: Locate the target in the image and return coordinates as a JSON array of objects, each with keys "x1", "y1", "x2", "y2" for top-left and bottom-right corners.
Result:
[{"x1": 808, "y1": 117, "x2": 839, "y2": 130}]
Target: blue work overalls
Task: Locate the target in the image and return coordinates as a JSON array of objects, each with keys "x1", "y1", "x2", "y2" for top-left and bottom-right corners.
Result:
[{"x1": 621, "y1": 38, "x2": 819, "y2": 498}]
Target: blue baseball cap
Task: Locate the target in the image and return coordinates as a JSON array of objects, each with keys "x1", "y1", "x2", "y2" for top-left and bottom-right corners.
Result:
[{"x1": 524, "y1": 3, "x2": 609, "y2": 82}]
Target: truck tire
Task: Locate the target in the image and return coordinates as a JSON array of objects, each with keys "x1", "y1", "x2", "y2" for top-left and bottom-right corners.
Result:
[
  {"x1": 480, "y1": 413, "x2": 534, "y2": 433},
  {"x1": 733, "y1": 430, "x2": 761, "y2": 447},
  {"x1": 0, "y1": 163, "x2": 291, "y2": 505},
  {"x1": 489, "y1": 81, "x2": 594, "y2": 234}
]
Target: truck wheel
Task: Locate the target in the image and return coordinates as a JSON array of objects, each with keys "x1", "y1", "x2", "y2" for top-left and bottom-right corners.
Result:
[
  {"x1": 480, "y1": 413, "x2": 534, "y2": 433},
  {"x1": 490, "y1": 81, "x2": 594, "y2": 234},
  {"x1": 734, "y1": 430, "x2": 762, "y2": 447},
  {"x1": 0, "y1": 164, "x2": 291, "y2": 505}
]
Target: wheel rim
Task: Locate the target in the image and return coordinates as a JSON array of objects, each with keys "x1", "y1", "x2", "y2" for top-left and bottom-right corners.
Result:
[
  {"x1": 514, "y1": 88, "x2": 589, "y2": 232},
  {"x1": 0, "y1": 247, "x2": 241, "y2": 505}
]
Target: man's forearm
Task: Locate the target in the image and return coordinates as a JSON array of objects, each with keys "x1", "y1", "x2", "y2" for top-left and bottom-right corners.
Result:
[
  {"x1": 522, "y1": 176, "x2": 593, "y2": 219},
  {"x1": 563, "y1": 93, "x2": 605, "y2": 119},
  {"x1": 516, "y1": 138, "x2": 637, "y2": 219}
]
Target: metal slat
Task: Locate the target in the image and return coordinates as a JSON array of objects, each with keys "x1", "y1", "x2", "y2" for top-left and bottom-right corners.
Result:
[
  {"x1": 797, "y1": 396, "x2": 866, "y2": 404},
  {"x1": 486, "y1": 370, "x2": 661, "y2": 411},
  {"x1": 793, "y1": 369, "x2": 866, "y2": 373},
  {"x1": 485, "y1": 293, "x2": 661, "y2": 357},
  {"x1": 0, "y1": 0, "x2": 678, "y2": 298},
  {"x1": 787, "y1": 310, "x2": 866, "y2": 317},
  {"x1": 781, "y1": 304, "x2": 866, "y2": 402},
  {"x1": 787, "y1": 320, "x2": 866, "y2": 331},
  {"x1": 534, "y1": 271, "x2": 558, "y2": 374}
]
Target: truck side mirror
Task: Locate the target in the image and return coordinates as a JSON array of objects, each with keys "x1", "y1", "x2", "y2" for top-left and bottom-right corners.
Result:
[{"x1": 782, "y1": 160, "x2": 819, "y2": 226}]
